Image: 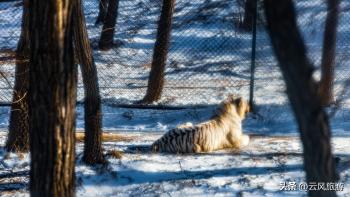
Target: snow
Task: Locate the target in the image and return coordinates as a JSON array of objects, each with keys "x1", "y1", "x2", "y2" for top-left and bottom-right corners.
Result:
[
  {"x1": 1, "y1": 133, "x2": 350, "y2": 196},
  {"x1": 0, "y1": 0, "x2": 350, "y2": 196}
]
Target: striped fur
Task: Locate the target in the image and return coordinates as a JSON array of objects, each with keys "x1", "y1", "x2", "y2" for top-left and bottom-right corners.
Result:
[{"x1": 151, "y1": 96, "x2": 250, "y2": 153}]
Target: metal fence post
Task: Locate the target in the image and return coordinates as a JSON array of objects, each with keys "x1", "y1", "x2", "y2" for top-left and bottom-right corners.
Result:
[{"x1": 249, "y1": 0, "x2": 258, "y2": 112}]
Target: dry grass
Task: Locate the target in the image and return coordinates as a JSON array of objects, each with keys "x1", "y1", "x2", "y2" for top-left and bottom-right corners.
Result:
[
  {"x1": 141, "y1": 62, "x2": 152, "y2": 69},
  {"x1": 0, "y1": 49, "x2": 16, "y2": 64},
  {"x1": 106, "y1": 149, "x2": 124, "y2": 159},
  {"x1": 75, "y1": 132, "x2": 136, "y2": 143}
]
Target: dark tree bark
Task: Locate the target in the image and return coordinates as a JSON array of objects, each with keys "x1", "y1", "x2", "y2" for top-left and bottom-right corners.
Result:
[
  {"x1": 141, "y1": 0, "x2": 176, "y2": 104},
  {"x1": 29, "y1": 0, "x2": 76, "y2": 195},
  {"x1": 319, "y1": 0, "x2": 339, "y2": 106},
  {"x1": 242, "y1": 0, "x2": 254, "y2": 31},
  {"x1": 5, "y1": 0, "x2": 29, "y2": 152},
  {"x1": 95, "y1": 0, "x2": 108, "y2": 25},
  {"x1": 264, "y1": 1, "x2": 338, "y2": 197},
  {"x1": 98, "y1": 0, "x2": 120, "y2": 50},
  {"x1": 73, "y1": 0, "x2": 106, "y2": 165}
]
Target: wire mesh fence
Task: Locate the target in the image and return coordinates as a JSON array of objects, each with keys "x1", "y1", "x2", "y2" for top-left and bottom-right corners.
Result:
[
  {"x1": 83, "y1": 0, "x2": 253, "y2": 105},
  {"x1": 0, "y1": 0, "x2": 350, "y2": 123},
  {"x1": 0, "y1": 0, "x2": 253, "y2": 106},
  {"x1": 253, "y1": 0, "x2": 350, "y2": 123}
]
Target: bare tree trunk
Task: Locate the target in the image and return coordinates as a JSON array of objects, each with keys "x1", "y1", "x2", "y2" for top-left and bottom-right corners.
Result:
[
  {"x1": 73, "y1": 0, "x2": 106, "y2": 165},
  {"x1": 29, "y1": 0, "x2": 76, "y2": 195},
  {"x1": 5, "y1": 0, "x2": 29, "y2": 152},
  {"x1": 242, "y1": 0, "x2": 254, "y2": 31},
  {"x1": 141, "y1": 0, "x2": 176, "y2": 104},
  {"x1": 319, "y1": 0, "x2": 339, "y2": 106},
  {"x1": 98, "y1": 0, "x2": 119, "y2": 50},
  {"x1": 95, "y1": 0, "x2": 108, "y2": 25},
  {"x1": 264, "y1": 1, "x2": 338, "y2": 197}
]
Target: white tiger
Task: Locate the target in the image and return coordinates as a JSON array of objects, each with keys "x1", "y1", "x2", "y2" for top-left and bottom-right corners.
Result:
[{"x1": 151, "y1": 96, "x2": 250, "y2": 153}]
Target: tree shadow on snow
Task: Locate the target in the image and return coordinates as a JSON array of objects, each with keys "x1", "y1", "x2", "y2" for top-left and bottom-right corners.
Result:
[{"x1": 80, "y1": 163, "x2": 303, "y2": 186}]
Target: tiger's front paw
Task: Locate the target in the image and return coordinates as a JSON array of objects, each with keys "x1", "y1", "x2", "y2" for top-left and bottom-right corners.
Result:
[
  {"x1": 241, "y1": 134, "x2": 250, "y2": 147},
  {"x1": 193, "y1": 143, "x2": 202, "y2": 153}
]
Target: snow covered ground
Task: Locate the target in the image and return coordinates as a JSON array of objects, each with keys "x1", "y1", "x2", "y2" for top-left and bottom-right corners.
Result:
[
  {"x1": 1, "y1": 132, "x2": 350, "y2": 196},
  {"x1": 0, "y1": 100, "x2": 349, "y2": 196}
]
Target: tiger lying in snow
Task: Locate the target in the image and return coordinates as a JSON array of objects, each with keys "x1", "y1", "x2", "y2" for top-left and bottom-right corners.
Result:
[{"x1": 151, "y1": 96, "x2": 250, "y2": 153}]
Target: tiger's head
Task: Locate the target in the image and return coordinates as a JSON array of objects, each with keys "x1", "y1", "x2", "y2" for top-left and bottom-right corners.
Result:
[{"x1": 226, "y1": 95, "x2": 250, "y2": 120}]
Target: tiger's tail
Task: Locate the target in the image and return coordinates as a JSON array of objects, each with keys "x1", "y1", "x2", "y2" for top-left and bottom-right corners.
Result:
[{"x1": 151, "y1": 141, "x2": 160, "y2": 152}]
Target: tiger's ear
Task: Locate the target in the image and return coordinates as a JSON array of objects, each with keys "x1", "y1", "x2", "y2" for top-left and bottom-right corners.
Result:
[
  {"x1": 227, "y1": 94, "x2": 235, "y2": 102},
  {"x1": 234, "y1": 97, "x2": 243, "y2": 107}
]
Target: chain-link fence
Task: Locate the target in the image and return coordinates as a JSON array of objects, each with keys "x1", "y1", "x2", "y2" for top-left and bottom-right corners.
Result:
[
  {"x1": 0, "y1": 0, "x2": 350, "y2": 125},
  {"x1": 83, "y1": 0, "x2": 253, "y2": 106},
  {"x1": 253, "y1": 0, "x2": 350, "y2": 124},
  {"x1": 0, "y1": 0, "x2": 253, "y2": 105}
]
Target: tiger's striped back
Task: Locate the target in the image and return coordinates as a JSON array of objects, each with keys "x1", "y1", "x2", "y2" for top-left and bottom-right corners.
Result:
[{"x1": 152, "y1": 127, "x2": 197, "y2": 153}]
